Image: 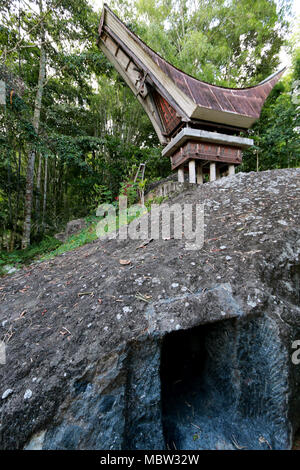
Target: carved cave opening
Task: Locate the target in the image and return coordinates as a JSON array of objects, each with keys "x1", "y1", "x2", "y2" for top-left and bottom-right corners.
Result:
[{"x1": 160, "y1": 318, "x2": 291, "y2": 450}]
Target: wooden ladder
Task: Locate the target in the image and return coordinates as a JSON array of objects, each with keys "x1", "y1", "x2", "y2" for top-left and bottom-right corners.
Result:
[{"x1": 134, "y1": 163, "x2": 146, "y2": 183}]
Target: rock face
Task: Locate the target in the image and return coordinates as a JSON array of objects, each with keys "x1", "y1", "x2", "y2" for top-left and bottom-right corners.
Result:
[
  {"x1": 54, "y1": 218, "x2": 87, "y2": 243},
  {"x1": 0, "y1": 168, "x2": 299, "y2": 450}
]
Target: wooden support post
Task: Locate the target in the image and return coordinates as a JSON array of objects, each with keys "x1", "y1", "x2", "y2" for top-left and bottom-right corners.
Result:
[
  {"x1": 178, "y1": 166, "x2": 184, "y2": 183},
  {"x1": 228, "y1": 164, "x2": 235, "y2": 176},
  {"x1": 196, "y1": 164, "x2": 203, "y2": 184},
  {"x1": 216, "y1": 165, "x2": 221, "y2": 180},
  {"x1": 189, "y1": 159, "x2": 196, "y2": 184},
  {"x1": 210, "y1": 162, "x2": 216, "y2": 182}
]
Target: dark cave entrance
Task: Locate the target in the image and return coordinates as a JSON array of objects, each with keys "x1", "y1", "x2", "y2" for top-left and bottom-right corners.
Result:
[
  {"x1": 293, "y1": 428, "x2": 300, "y2": 450},
  {"x1": 160, "y1": 323, "x2": 220, "y2": 450},
  {"x1": 159, "y1": 318, "x2": 290, "y2": 450}
]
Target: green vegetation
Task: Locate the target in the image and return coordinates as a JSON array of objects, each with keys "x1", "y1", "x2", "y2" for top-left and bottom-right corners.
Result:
[
  {"x1": 0, "y1": 0, "x2": 299, "y2": 269},
  {"x1": 0, "y1": 235, "x2": 61, "y2": 275},
  {"x1": 0, "y1": 192, "x2": 170, "y2": 274},
  {"x1": 241, "y1": 50, "x2": 300, "y2": 172}
]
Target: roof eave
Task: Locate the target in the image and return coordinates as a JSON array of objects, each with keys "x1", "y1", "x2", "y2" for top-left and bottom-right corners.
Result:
[{"x1": 162, "y1": 128, "x2": 254, "y2": 158}]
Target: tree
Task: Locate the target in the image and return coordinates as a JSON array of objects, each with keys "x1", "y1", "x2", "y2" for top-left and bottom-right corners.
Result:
[
  {"x1": 241, "y1": 46, "x2": 300, "y2": 172},
  {"x1": 0, "y1": 0, "x2": 297, "y2": 256},
  {"x1": 22, "y1": 0, "x2": 46, "y2": 249},
  {"x1": 111, "y1": 0, "x2": 291, "y2": 86},
  {"x1": 1, "y1": 0, "x2": 99, "y2": 248}
]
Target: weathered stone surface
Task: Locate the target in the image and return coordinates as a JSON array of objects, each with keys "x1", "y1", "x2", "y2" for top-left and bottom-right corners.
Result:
[
  {"x1": 0, "y1": 169, "x2": 299, "y2": 450},
  {"x1": 53, "y1": 232, "x2": 65, "y2": 242},
  {"x1": 54, "y1": 218, "x2": 87, "y2": 243}
]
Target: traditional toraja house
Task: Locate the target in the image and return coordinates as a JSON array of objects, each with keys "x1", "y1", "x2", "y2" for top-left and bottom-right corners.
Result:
[{"x1": 97, "y1": 4, "x2": 285, "y2": 184}]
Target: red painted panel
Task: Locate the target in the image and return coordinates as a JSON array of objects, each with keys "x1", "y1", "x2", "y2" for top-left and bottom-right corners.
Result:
[
  {"x1": 153, "y1": 90, "x2": 181, "y2": 134},
  {"x1": 169, "y1": 140, "x2": 243, "y2": 169}
]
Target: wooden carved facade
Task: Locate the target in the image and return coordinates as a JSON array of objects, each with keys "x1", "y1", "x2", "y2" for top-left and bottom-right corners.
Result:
[{"x1": 97, "y1": 4, "x2": 285, "y2": 181}]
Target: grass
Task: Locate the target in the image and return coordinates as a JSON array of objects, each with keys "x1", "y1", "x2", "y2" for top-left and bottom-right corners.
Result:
[
  {"x1": 0, "y1": 236, "x2": 62, "y2": 276},
  {"x1": 41, "y1": 215, "x2": 101, "y2": 261},
  {"x1": 0, "y1": 196, "x2": 167, "y2": 276},
  {"x1": 0, "y1": 215, "x2": 104, "y2": 275}
]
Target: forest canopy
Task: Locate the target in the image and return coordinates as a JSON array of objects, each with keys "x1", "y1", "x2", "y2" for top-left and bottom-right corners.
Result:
[{"x1": 0, "y1": 0, "x2": 299, "y2": 256}]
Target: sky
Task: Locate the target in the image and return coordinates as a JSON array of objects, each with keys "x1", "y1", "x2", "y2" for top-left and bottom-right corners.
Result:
[
  {"x1": 90, "y1": 0, "x2": 300, "y2": 21},
  {"x1": 293, "y1": 0, "x2": 300, "y2": 19},
  {"x1": 90, "y1": 0, "x2": 300, "y2": 70}
]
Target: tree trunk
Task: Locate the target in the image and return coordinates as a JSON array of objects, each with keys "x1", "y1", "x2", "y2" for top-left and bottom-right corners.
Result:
[
  {"x1": 21, "y1": 0, "x2": 46, "y2": 249},
  {"x1": 42, "y1": 155, "x2": 48, "y2": 231},
  {"x1": 35, "y1": 152, "x2": 42, "y2": 231},
  {"x1": 10, "y1": 148, "x2": 22, "y2": 251}
]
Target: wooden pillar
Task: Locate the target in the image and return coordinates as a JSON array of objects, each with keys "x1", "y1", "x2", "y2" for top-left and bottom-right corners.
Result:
[
  {"x1": 196, "y1": 163, "x2": 203, "y2": 184},
  {"x1": 178, "y1": 165, "x2": 184, "y2": 183},
  {"x1": 216, "y1": 165, "x2": 221, "y2": 180},
  {"x1": 228, "y1": 164, "x2": 235, "y2": 176},
  {"x1": 210, "y1": 162, "x2": 216, "y2": 182},
  {"x1": 189, "y1": 159, "x2": 196, "y2": 184}
]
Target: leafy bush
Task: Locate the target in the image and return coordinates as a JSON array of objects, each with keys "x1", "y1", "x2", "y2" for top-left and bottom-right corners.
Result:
[{"x1": 0, "y1": 236, "x2": 61, "y2": 275}]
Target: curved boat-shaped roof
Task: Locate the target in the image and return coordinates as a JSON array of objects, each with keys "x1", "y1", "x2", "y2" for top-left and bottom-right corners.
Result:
[
  {"x1": 147, "y1": 50, "x2": 285, "y2": 120},
  {"x1": 98, "y1": 4, "x2": 285, "y2": 141}
]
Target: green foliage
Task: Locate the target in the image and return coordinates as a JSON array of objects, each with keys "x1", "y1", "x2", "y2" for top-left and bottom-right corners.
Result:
[
  {"x1": 93, "y1": 184, "x2": 113, "y2": 205},
  {"x1": 42, "y1": 219, "x2": 100, "y2": 260},
  {"x1": 0, "y1": 235, "x2": 61, "y2": 275},
  {"x1": 241, "y1": 53, "x2": 300, "y2": 172},
  {"x1": 0, "y1": 182, "x2": 170, "y2": 274},
  {"x1": 0, "y1": 0, "x2": 298, "y2": 258},
  {"x1": 120, "y1": 180, "x2": 139, "y2": 206},
  {"x1": 144, "y1": 194, "x2": 168, "y2": 211},
  {"x1": 112, "y1": 0, "x2": 291, "y2": 86}
]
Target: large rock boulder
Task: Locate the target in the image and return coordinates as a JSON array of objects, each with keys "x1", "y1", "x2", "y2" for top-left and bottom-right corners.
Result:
[
  {"x1": 0, "y1": 169, "x2": 299, "y2": 450},
  {"x1": 54, "y1": 218, "x2": 87, "y2": 243}
]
